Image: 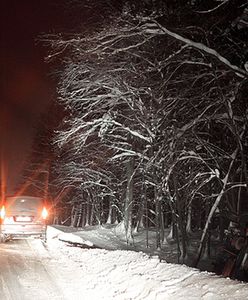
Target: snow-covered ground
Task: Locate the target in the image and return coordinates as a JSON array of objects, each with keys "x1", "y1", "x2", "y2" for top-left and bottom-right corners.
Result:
[{"x1": 33, "y1": 225, "x2": 248, "y2": 299}]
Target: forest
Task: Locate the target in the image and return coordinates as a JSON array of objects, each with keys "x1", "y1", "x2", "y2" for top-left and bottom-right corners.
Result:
[{"x1": 26, "y1": 0, "x2": 248, "y2": 270}]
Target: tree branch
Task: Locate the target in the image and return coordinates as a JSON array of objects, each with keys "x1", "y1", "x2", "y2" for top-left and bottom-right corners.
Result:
[{"x1": 141, "y1": 20, "x2": 248, "y2": 78}]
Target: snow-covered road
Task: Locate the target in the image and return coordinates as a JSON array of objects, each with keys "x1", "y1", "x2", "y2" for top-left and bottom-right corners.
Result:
[
  {"x1": 0, "y1": 239, "x2": 64, "y2": 299},
  {"x1": 0, "y1": 226, "x2": 248, "y2": 300}
]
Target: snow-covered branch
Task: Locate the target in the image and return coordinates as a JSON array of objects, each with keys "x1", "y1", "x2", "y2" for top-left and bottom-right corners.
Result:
[{"x1": 141, "y1": 20, "x2": 248, "y2": 78}]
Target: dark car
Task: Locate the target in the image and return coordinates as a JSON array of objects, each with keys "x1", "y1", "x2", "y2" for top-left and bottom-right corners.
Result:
[{"x1": 0, "y1": 196, "x2": 48, "y2": 242}]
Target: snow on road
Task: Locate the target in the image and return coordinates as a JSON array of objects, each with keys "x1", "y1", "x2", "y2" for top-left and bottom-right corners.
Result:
[
  {"x1": 42, "y1": 226, "x2": 248, "y2": 300},
  {"x1": 0, "y1": 239, "x2": 64, "y2": 299},
  {"x1": 0, "y1": 226, "x2": 247, "y2": 299}
]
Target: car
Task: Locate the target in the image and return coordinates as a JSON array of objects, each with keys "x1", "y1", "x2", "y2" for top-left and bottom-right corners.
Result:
[{"x1": 0, "y1": 195, "x2": 49, "y2": 242}]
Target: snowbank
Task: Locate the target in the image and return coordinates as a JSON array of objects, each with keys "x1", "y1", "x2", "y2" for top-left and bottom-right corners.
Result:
[{"x1": 42, "y1": 226, "x2": 248, "y2": 300}]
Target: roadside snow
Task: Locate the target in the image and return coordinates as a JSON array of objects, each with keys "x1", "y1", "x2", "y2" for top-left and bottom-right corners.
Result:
[
  {"x1": 58, "y1": 232, "x2": 94, "y2": 247},
  {"x1": 36, "y1": 226, "x2": 248, "y2": 300}
]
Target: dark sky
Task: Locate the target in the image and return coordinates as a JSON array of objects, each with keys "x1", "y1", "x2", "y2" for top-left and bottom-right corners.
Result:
[{"x1": 0, "y1": 0, "x2": 74, "y2": 194}]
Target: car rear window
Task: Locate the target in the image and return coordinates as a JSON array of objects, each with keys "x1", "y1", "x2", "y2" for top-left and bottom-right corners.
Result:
[{"x1": 6, "y1": 197, "x2": 43, "y2": 212}]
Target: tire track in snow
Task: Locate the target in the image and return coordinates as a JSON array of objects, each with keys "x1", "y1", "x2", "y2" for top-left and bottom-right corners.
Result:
[{"x1": 0, "y1": 239, "x2": 65, "y2": 300}]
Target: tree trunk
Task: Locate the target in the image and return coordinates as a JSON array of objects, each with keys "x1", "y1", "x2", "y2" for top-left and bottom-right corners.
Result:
[
  {"x1": 124, "y1": 156, "x2": 135, "y2": 243},
  {"x1": 76, "y1": 203, "x2": 83, "y2": 227},
  {"x1": 71, "y1": 205, "x2": 79, "y2": 227},
  {"x1": 82, "y1": 203, "x2": 86, "y2": 227},
  {"x1": 174, "y1": 175, "x2": 187, "y2": 262},
  {"x1": 85, "y1": 201, "x2": 90, "y2": 226},
  {"x1": 155, "y1": 187, "x2": 162, "y2": 249},
  {"x1": 160, "y1": 209, "x2": 165, "y2": 243},
  {"x1": 145, "y1": 183, "x2": 149, "y2": 248},
  {"x1": 135, "y1": 165, "x2": 146, "y2": 233},
  {"x1": 194, "y1": 147, "x2": 239, "y2": 267},
  {"x1": 89, "y1": 203, "x2": 94, "y2": 225},
  {"x1": 186, "y1": 202, "x2": 193, "y2": 235},
  {"x1": 134, "y1": 201, "x2": 145, "y2": 233}
]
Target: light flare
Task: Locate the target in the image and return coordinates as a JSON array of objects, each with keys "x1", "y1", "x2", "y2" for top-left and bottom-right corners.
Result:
[
  {"x1": 0, "y1": 205, "x2": 6, "y2": 220},
  {"x1": 41, "y1": 207, "x2": 48, "y2": 220}
]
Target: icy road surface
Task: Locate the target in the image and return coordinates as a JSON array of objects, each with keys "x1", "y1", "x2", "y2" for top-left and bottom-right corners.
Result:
[
  {"x1": 0, "y1": 239, "x2": 64, "y2": 299},
  {"x1": 0, "y1": 226, "x2": 248, "y2": 300}
]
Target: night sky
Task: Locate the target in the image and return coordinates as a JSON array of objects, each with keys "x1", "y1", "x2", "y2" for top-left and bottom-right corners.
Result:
[{"x1": 0, "y1": 0, "x2": 74, "y2": 194}]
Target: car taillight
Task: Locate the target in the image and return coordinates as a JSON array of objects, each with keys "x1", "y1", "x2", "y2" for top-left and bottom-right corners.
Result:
[
  {"x1": 41, "y1": 207, "x2": 48, "y2": 220},
  {"x1": 0, "y1": 206, "x2": 6, "y2": 220}
]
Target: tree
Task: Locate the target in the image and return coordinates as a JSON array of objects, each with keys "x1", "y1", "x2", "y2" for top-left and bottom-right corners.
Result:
[{"x1": 47, "y1": 0, "x2": 248, "y2": 264}]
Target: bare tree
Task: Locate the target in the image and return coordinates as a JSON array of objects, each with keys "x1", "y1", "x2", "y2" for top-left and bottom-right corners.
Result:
[{"x1": 47, "y1": 0, "x2": 248, "y2": 264}]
